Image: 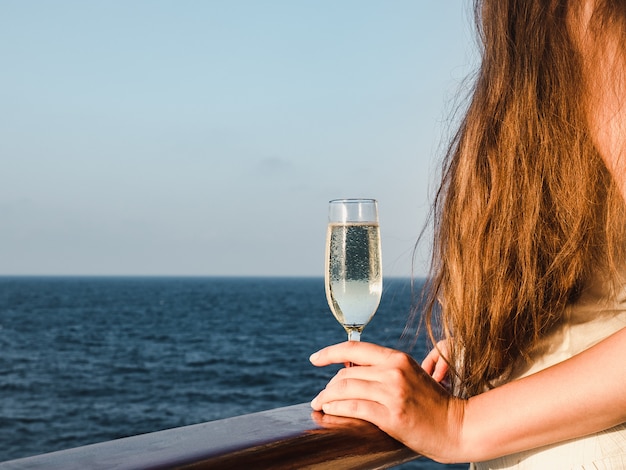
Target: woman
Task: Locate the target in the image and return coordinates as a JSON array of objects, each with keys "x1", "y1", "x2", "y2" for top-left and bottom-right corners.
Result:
[{"x1": 310, "y1": 0, "x2": 626, "y2": 468}]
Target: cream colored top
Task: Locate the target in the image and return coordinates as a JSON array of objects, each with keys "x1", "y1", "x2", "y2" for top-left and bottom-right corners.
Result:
[{"x1": 472, "y1": 271, "x2": 626, "y2": 470}]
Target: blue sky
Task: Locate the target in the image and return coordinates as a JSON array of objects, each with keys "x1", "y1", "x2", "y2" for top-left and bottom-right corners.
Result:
[{"x1": 1, "y1": 1, "x2": 477, "y2": 277}]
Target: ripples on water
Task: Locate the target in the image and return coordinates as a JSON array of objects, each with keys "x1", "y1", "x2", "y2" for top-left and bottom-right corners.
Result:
[{"x1": 0, "y1": 276, "x2": 467, "y2": 469}]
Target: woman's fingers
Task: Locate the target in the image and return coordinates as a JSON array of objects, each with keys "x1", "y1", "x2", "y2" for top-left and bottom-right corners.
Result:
[
  {"x1": 311, "y1": 374, "x2": 386, "y2": 410},
  {"x1": 421, "y1": 340, "x2": 450, "y2": 383},
  {"x1": 309, "y1": 341, "x2": 461, "y2": 461},
  {"x1": 317, "y1": 398, "x2": 388, "y2": 422},
  {"x1": 311, "y1": 353, "x2": 426, "y2": 417},
  {"x1": 421, "y1": 347, "x2": 440, "y2": 375},
  {"x1": 310, "y1": 369, "x2": 391, "y2": 422},
  {"x1": 433, "y1": 359, "x2": 449, "y2": 383},
  {"x1": 310, "y1": 342, "x2": 426, "y2": 411},
  {"x1": 310, "y1": 341, "x2": 396, "y2": 367}
]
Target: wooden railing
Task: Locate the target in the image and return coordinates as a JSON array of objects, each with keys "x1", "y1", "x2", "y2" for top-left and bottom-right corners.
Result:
[{"x1": 0, "y1": 403, "x2": 420, "y2": 469}]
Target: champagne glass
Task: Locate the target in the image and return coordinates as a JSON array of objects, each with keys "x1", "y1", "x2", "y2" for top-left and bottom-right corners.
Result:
[{"x1": 324, "y1": 198, "x2": 382, "y2": 341}]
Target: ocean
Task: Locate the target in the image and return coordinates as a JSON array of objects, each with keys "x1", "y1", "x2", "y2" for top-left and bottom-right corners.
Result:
[{"x1": 0, "y1": 276, "x2": 467, "y2": 469}]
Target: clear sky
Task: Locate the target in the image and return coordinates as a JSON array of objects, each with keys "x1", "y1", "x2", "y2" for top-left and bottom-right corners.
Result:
[{"x1": 1, "y1": 1, "x2": 478, "y2": 277}]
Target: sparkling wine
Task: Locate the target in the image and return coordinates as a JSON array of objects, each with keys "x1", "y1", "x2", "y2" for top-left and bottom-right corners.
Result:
[{"x1": 325, "y1": 222, "x2": 382, "y2": 337}]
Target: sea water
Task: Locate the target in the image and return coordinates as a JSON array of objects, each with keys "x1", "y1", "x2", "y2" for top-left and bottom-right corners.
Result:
[{"x1": 0, "y1": 276, "x2": 467, "y2": 469}]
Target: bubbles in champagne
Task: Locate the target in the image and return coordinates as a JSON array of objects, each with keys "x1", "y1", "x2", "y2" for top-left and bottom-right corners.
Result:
[{"x1": 324, "y1": 223, "x2": 382, "y2": 330}]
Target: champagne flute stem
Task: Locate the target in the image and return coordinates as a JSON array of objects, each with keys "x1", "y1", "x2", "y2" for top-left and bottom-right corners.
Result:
[
  {"x1": 346, "y1": 330, "x2": 360, "y2": 367},
  {"x1": 347, "y1": 330, "x2": 361, "y2": 342}
]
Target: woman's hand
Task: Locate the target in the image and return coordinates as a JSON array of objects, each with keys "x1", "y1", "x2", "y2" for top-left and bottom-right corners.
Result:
[
  {"x1": 421, "y1": 339, "x2": 451, "y2": 385},
  {"x1": 311, "y1": 330, "x2": 626, "y2": 463},
  {"x1": 309, "y1": 341, "x2": 466, "y2": 463}
]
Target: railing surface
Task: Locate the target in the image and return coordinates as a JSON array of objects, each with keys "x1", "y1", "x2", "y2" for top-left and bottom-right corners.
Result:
[{"x1": 0, "y1": 403, "x2": 420, "y2": 469}]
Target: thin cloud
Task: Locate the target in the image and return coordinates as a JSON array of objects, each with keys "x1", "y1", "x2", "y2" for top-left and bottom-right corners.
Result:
[{"x1": 253, "y1": 156, "x2": 296, "y2": 176}]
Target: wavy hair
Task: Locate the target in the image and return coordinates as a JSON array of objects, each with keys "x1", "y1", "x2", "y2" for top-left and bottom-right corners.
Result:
[{"x1": 422, "y1": 0, "x2": 626, "y2": 397}]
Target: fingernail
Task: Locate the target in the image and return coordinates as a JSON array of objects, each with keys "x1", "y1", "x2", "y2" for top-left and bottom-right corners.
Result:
[
  {"x1": 311, "y1": 396, "x2": 322, "y2": 410},
  {"x1": 309, "y1": 352, "x2": 320, "y2": 362}
]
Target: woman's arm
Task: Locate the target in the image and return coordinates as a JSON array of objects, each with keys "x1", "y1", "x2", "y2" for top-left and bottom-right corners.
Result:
[{"x1": 310, "y1": 326, "x2": 626, "y2": 463}]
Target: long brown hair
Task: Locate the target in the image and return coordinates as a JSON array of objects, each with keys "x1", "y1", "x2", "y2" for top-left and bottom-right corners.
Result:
[{"x1": 422, "y1": 0, "x2": 626, "y2": 398}]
